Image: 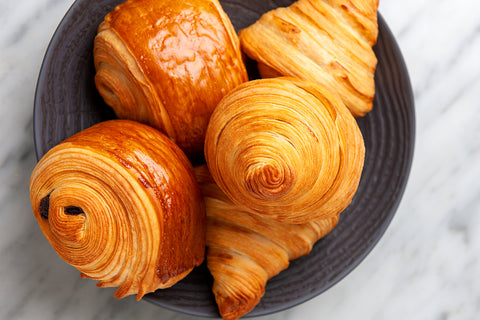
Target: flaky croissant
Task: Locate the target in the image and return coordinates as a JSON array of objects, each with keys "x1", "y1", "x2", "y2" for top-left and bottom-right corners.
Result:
[
  {"x1": 195, "y1": 165, "x2": 339, "y2": 320},
  {"x1": 238, "y1": 0, "x2": 379, "y2": 117},
  {"x1": 29, "y1": 120, "x2": 206, "y2": 300},
  {"x1": 205, "y1": 78, "x2": 364, "y2": 224},
  {"x1": 94, "y1": 0, "x2": 248, "y2": 158}
]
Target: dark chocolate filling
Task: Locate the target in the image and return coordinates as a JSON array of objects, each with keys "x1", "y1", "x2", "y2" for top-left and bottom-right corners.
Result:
[
  {"x1": 39, "y1": 195, "x2": 50, "y2": 220},
  {"x1": 64, "y1": 206, "x2": 85, "y2": 216}
]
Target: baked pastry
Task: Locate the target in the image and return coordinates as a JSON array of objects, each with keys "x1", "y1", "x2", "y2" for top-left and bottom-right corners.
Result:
[
  {"x1": 29, "y1": 120, "x2": 206, "y2": 300},
  {"x1": 94, "y1": 0, "x2": 248, "y2": 158},
  {"x1": 238, "y1": 0, "x2": 379, "y2": 116},
  {"x1": 205, "y1": 77, "x2": 364, "y2": 224},
  {"x1": 195, "y1": 165, "x2": 339, "y2": 320}
]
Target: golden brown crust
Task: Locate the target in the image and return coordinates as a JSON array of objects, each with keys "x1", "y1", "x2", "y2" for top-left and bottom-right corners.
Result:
[
  {"x1": 204, "y1": 77, "x2": 365, "y2": 224},
  {"x1": 29, "y1": 120, "x2": 206, "y2": 300},
  {"x1": 238, "y1": 0, "x2": 379, "y2": 117},
  {"x1": 195, "y1": 165, "x2": 339, "y2": 320},
  {"x1": 94, "y1": 0, "x2": 248, "y2": 158}
]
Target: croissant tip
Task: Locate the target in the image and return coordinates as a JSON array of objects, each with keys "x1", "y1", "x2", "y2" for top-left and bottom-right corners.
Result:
[
  {"x1": 113, "y1": 288, "x2": 128, "y2": 300},
  {"x1": 215, "y1": 291, "x2": 262, "y2": 320},
  {"x1": 218, "y1": 302, "x2": 257, "y2": 320},
  {"x1": 135, "y1": 292, "x2": 145, "y2": 301}
]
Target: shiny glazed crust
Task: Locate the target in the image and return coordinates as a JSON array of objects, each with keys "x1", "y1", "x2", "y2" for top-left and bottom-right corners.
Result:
[
  {"x1": 205, "y1": 77, "x2": 365, "y2": 224},
  {"x1": 94, "y1": 0, "x2": 248, "y2": 158},
  {"x1": 239, "y1": 0, "x2": 379, "y2": 117},
  {"x1": 29, "y1": 120, "x2": 206, "y2": 300},
  {"x1": 195, "y1": 165, "x2": 339, "y2": 320}
]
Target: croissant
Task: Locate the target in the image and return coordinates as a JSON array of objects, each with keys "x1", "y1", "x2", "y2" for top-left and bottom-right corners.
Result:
[
  {"x1": 94, "y1": 0, "x2": 248, "y2": 158},
  {"x1": 195, "y1": 165, "x2": 339, "y2": 320},
  {"x1": 29, "y1": 120, "x2": 206, "y2": 300},
  {"x1": 205, "y1": 77, "x2": 364, "y2": 224},
  {"x1": 238, "y1": 0, "x2": 379, "y2": 117}
]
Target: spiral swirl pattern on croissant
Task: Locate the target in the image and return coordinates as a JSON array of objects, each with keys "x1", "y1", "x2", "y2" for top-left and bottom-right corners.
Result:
[
  {"x1": 238, "y1": 0, "x2": 379, "y2": 116},
  {"x1": 94, "y1": 0, "x2": 248, "y2": 158},
  {"x1": 30, "y1": 120, "x2": 206, "y2": 300},
  {"x1": 195, "y1": 165, "x2": 339, "y2": 320},
  {"x1": 205, "y1": 78, "x2": 365, "y2": 224}
]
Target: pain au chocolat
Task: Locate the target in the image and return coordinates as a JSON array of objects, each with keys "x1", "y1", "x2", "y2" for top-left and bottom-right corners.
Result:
[
  {"x1": 29, "y1": 120, "x2": 206, "y2": 300},
  {"x1": 94, "y1": 0, "x2": 248, "y2": 159},
  {"x1": 205, "y1": 77, "x2": 365, "y2": 224},
  {"x1": 239, "y1": 0, "x2": 379, "y2": 117}
]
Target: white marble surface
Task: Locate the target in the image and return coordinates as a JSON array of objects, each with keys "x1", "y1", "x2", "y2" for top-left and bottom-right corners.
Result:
[{"x1": 1, "y1": 0, "x2": 479, "y2": 319}]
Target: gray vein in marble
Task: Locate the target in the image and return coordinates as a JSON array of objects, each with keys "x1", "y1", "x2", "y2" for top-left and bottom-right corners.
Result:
[
  {"x1": 414, "y1": 25, "x2": 480, "y2": 105},
  {"x1": 0, "y1": 0, "x2": 67, "y2": 48},
  {"x1": 442, "y1": 22, "x2": 480, "y2": 71},
  {"x1": 394, "y1": 0, "x2": 438, "y2": 40}
]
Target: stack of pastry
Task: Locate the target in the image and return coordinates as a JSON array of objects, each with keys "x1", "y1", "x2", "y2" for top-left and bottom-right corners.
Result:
[
  {"x1": 30, "y1": 0, "x2": 378, "y2": 319},
  {"x1": 31, "y1": 0, "x2": 246, "y2": 300}
]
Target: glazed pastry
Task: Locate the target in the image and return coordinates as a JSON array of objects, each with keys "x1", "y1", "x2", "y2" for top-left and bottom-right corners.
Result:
[
  {"x1": 239, "y1": 0, "x2": 379, "y2": 117},
  {"x1": 29, "y1": 120, "x2": 206, "y2": 300},
  {"x1": 94, "y1": 0, "x2": 248, "y2": 158},
  {"x1": 195, "y1": 165, "x2": 339, "y2": 320},
  {"x1": 205, "y1": 77, "x2": 365, "y2": 224}
]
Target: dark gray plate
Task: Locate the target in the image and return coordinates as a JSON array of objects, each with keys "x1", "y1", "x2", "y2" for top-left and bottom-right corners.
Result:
[{"x1": 33, "y1": 0, "x2": 415, "y2": 318}]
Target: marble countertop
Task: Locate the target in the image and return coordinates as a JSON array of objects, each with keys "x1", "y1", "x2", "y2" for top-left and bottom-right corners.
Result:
[{"x1": 1, "y1": 0, "x2": 479, "y2": 319}]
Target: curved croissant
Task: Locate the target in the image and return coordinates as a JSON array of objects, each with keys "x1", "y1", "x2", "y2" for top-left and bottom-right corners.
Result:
[
  {"x1": 205, "y1": 78, "x2": 364, "y2": 224},
  {"x1": 29, "y1": 120, "x2": 206, "y2": 300},
  {"x1": 195, "y1": 165, "x2": 339, "y2": 320},
  {"x1": 238, "y1": 0, "x2": 379, "y2": 117},
  {"x1": 94, "y1": 0, "x2": 248, "y2": 158}
]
